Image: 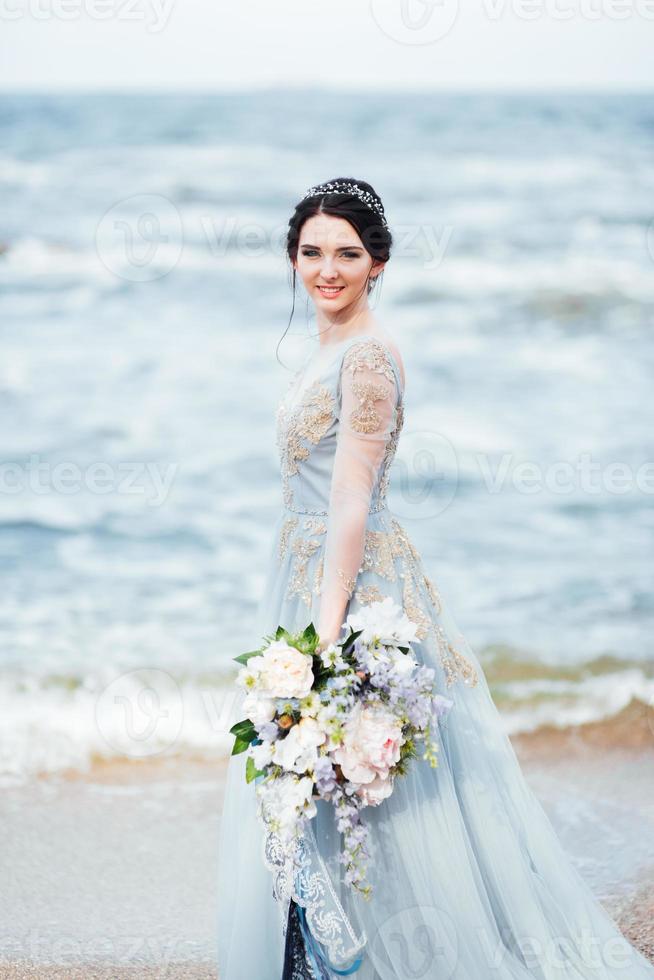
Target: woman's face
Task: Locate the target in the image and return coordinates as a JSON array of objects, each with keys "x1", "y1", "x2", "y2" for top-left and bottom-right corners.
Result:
[{"x1": 294, "y1": 214, "x2": 384, "y2": 311}]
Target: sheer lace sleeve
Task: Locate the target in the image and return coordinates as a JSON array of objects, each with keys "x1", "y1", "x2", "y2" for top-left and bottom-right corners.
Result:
[{"x1": 317, "y1": 339, "x2": 400, "y2": 645}]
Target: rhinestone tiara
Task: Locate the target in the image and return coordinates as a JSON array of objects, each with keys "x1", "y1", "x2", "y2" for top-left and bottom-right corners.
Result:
[{"x1": 301, "y1": 180, "x2": 388, "y2": 228}]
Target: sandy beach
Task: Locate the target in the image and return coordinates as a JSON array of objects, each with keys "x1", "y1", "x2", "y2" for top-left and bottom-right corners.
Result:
[{"x1": 1, "y1": 706, "x2": 653, "y2": 979}]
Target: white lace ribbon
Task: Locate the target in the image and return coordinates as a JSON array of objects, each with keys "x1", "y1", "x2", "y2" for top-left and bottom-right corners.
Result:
[{"x1": 263, "y1": 821, "x2": 368, "y2": 971}]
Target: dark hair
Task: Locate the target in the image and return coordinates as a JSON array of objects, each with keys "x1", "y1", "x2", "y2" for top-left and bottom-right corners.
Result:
[{"x1": 277, "y1": 177, "x2": 393, "y2": 364}]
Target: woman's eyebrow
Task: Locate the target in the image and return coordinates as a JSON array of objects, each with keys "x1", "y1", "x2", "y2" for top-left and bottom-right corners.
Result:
[{"x1": 300, "y1": 244, "x2": 364, "y2": 250}]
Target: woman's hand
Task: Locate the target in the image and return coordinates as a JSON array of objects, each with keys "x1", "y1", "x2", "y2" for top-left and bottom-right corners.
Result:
[{"x1": 316, "y1": 633, "x2": 339, "y2": 654}]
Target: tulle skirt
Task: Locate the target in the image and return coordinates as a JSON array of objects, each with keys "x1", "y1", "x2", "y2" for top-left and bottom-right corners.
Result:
[{"x1": 216, "y1": 506, "x2": 654, "y2": 979}]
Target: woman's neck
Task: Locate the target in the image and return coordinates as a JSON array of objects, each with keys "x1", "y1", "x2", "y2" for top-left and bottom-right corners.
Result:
[{"x1": 315, "y1": 309, "x2": 379, "y2": 347}]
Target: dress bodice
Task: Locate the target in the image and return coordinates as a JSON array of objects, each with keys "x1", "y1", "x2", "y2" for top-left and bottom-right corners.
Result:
[{"x1": 275, "y1": 334, "x2": 405, "y2": 516}]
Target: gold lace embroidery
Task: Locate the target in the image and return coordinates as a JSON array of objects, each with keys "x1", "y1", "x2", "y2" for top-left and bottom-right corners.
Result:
[
  {"x1": 288, "y1": 534, "x2": 323, "y2": 607},
  {"x1": 276, "y1": 381, "x2": 336, "y2": 509},
  {"x1": 341, "y1": 338, "x2": 403, "y2": 503},
  {"x1": 354, "y1": 584, "x2": 385, "y2": 605},
  {"x1": 349, "y1": 379, "x2": 392, "y2": 434},
  {"x1": 313, "y1": 555, "x2": 324, "y2": 597},
  {"x1": 303, "y1": 516, "x2": 327, "y2": 536},
  {"x1": 337, "y1": 567, "x2": 356, "y2": 596},
  {"x1": 278, "y1": 516, "x2": 299, "y2": 563},
  {"x1": 378, "y1": 401, "x2": 404, "y2": 502},
  {"x1": 433, "y1": 623, "x2": 478, "y2": 688},
  {"x1": 423, "y1": 573, "x2": 442, "y2": 614},
  {"x1": 390, "y1": 517, "x2": 478, "y2": 688},
  {"x1": 362, "y1": 529, "x2": 397, "y2": 581},
  {"x1": 342, "y1": 338, "x2": 396, "y2": 387},
  {"x1": 401, "y1": 574, "x2": 431, "y2": 641},
  {"x1": 281, "y1": 520, "x2": 326, "y2": 603}
]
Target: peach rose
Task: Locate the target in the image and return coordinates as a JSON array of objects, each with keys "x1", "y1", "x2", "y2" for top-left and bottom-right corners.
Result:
[
  {"x1": 357, "y1": 772, "x2": 394, "y2": 806},
  {"x1": 260, "y1": 640, "x2": 314, "y2": 699},
  {"x1": 332, "y1": 703, "x2": 403, "y2": 784}
]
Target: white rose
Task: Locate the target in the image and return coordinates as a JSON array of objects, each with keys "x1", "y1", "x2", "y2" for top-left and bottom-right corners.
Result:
[
  {"x1": 389, "y1": 649, "x2": 418, "y2": 678},
  {"x1": 235, "y1": 654, "x2": 267, "y2": 691},
  {"x1": 242, "y1": 694, "x2": 276, "y2": 728},
  {"x1": 272, "y1": 716, "x2": 326, "y2": 774},
  {"x1": 347, "y1": 597, "x2": 418, "y2": 647},
  {"x1": 257, "y1": 774, "x2": 315, "y2": 839},
  {"x1": 250, "y1": 740, "x2": 274, "y2": 769},
  {"x1": 260, "y1": 641, "x2": 314, "y2": 699}
]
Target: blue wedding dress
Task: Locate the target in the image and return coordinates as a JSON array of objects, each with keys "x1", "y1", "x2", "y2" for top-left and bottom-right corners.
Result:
[{"x1": 216, "y1": 333, "x2": 654, "y2": 979}]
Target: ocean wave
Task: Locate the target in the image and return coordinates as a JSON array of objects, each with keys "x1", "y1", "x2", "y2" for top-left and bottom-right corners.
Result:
[
  {"x1": 1, "y1": 653, "x2": 651, "y2": 784},
  {"x1": 485, "y1": 647, "x2": 654, "y2": 737}
]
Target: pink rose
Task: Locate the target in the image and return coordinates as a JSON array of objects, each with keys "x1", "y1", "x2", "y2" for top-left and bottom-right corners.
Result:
[
  {"x1": 260, "y1": 640, "x2": 314, "y2": 699},
  {"x1": 332, "y1": 703, "x2": 403, "y2": 784},
  {"x1": 357, "y1": 773, "x2": 394, "y2": 806}
]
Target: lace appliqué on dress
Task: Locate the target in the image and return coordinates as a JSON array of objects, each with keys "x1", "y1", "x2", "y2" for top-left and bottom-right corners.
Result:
[
  {"x1": 262, "y1": 820, "x2": 367, "y2": 974},
  {"x1": 349, "y1": 379, "x2": 392, "y2": 434},
  {"x1": 341, "y1": 339, "x2": 404, "y2": 506},
  {"x1": 276, "y1": 381, "x2": 336, "y2": 510}
]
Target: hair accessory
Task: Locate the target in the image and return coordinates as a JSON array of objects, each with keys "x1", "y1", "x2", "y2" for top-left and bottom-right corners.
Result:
[{"x1": 301, "y1": 180, "x2": 389, "y2": 228}]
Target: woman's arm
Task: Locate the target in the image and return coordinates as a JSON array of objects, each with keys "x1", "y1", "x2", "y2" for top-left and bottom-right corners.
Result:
[{"x1": 317, "y1": 340, "x2": 399, "y2": 646}]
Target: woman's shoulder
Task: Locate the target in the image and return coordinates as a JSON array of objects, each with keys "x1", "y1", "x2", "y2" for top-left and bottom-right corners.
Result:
[{"x1": 340, "y1": 331, "x2": 405, "y2": 394}]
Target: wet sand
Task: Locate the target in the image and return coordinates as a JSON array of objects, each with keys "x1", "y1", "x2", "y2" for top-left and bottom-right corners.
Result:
[{"x1": 1, "y1": 710, "x2": 653, "y2": 979}]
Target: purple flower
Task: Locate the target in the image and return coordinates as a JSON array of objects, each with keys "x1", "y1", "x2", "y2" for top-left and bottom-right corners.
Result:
[
  {"x1": 257, "y1": 720, "x2": 278, "y2": 741},
  {"x1": 313, "y1": 756, "x2": 337, "y2": 795}
]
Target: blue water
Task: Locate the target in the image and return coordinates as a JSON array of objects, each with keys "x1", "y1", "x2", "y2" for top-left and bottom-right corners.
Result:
[{"x1": 1, "y1": 91, "x2": 653, "y2": 777}]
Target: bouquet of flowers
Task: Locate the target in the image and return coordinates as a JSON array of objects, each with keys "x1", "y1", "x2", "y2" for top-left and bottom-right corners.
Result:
[{"x1": 229, "y1": 597, "x2": 453, "y2": 899}]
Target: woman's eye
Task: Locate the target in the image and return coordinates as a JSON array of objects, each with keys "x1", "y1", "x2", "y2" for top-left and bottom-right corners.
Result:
[{"x1": 300, "y1": 250, "x2": 360, "y2": 259}]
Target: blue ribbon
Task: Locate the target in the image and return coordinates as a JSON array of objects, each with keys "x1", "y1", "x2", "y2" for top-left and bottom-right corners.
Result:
[{"x1": 296, "y1": 903, "x2": 363, "y2": 976}]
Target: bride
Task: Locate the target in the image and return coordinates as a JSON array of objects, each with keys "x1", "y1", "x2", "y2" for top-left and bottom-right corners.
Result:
[{"x1": 216, "y1": 177, "x2": 654, "y2": 979}]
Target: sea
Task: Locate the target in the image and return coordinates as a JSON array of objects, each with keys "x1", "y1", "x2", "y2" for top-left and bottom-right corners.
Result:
[{"x1": 1, "y1": 90, "x2": 653, "y2": 784}]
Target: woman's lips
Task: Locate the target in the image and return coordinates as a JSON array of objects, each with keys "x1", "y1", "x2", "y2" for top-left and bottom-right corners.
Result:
[{"x1": 316, "y1": 286, "x2": 345, "y2": 298}]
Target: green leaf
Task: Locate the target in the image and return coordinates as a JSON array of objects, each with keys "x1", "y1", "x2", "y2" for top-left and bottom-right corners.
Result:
[
  {"x1": 231, "y1": 737, "x2": 251, "y2": 756},
  {"x1": 275, "y1": 626, "x2": 291, "y2": 641},
  {"x1": 340, "y1": 628, "x2": 363, "y2": 654},
  {"x1": 245, "y1": 755, "x2": 265, "y2": 783},
  {"x1": 304, "y1": 623, "x2": 317, "y2": 640},
  {"x1": 229, "y1": 719, "x2": 257, "y2": 741},
  {"x1": 233, "y1": 649, "x2": 262, "y2": 666}
]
